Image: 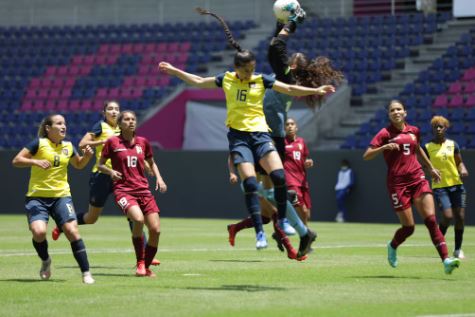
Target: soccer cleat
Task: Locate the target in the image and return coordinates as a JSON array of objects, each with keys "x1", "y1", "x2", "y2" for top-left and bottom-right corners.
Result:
[
  {"x1": 335, "y1": 212, "x2": 345, "y2": 223},
  {"x1": 135, "y1": 261, "x2": 146, "y2": 277},
  {"x1": 256, "y1": 231, "x2": 268, "y2": 250},
  {"x1": 145, "y1": 268, "x2": 156, "y2": 278},
  {"x1": 151, "y1": 258, "x2": 161, "y2": 266},
  {"x1": 278, "y1": 218, "x2": 296, "y2": 236},
  {"x1": 387, "y1": 241, "x2": 398, "y2": 268},
  {"x1": 227, "y1": 224, "x2": 237, "y2": 247},
  {"x1": 271, "y1": 232, "x2": 284, "y2": 252},
  {"x1": 296, "y1": 254, "x2": 308, "y2": 261},
  {"x1": 51, "y1": 227, "x2": 61, "y2": 241},
  {"x1": 453, "y1": 249, "x2": 465, "y2": 259},
  {"x1": 443, "y1": 257, "x2": 461, "y2": 275},
  {"x1": 39, "y1": 257, "x2": 51, "y2": 280},
  {"x1": 297, "y1": 229, "x2": 317, "y2": 258},
  {"x1": 82, "y1": 271, "x2": 95, "y2": 284}
]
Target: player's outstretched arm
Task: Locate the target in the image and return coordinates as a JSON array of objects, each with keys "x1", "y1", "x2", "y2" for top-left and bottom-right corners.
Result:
[
  {"x1": 158, "y1": 62, "x2": 217, "y2": 88},
  {"x1": 273, "y1": 81, "x2": 335, "y2": 97},
  {"x1": 79, "y1": 132, "x2": 104, "y2": 149}
]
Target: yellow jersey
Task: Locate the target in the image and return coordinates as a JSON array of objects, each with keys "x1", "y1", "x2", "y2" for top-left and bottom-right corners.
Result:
[
  {"x1": 424, "y1": 139, "x2": 463, "y2": 188},
  {"x1": 215, "y1": 72, "x2": 275, "y2": 132},
  {"x1": 26, "y1": 138, "x2": 76, "y2": 198},
  {"x1": 90, "y1": 120, "x2": 120, "y2": 173}
]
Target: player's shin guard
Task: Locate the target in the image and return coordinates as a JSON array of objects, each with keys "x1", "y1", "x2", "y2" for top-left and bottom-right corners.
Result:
[
  {"x1": 243, "y1": 177, "x2": 264, "y2": 234},
  {"x1": 71, "y1": 239, "x2": 90, "y2": 273},
  {"x1": 32, "y1": 239, "x2": 49, "y2": 261},
  {"x1": 286, "y1": 201, "x2": 308, "y2": 237},
  {"x1": 269, "y1": 169, "x2": 287, "y2": 220},
  {"x1": 424, "y1": 215, "x2": 449, "y2": 260}
]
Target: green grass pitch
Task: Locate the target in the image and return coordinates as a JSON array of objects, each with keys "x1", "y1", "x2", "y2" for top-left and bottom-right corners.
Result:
[{"x1": 0, "y1": 215, "x2": 474, "y2": 317}]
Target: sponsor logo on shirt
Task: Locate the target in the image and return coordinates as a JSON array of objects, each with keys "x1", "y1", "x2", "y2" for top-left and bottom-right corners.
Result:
[
  {"x1": 113, "y1": 148, "x2": 127, "y2": 152},
  {"x1": 136, "y1": 145, "x2": 143, "y2": 154},
  {"x1": 62, "y1": 148, "x2": 69, "y2": 156}
]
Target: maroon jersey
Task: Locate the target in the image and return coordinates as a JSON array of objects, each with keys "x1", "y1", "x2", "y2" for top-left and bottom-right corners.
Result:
[
  {"x1": 101, "y1": 135, "x2": 153, "y2": 193},
  {"x1": 370, "y1": 123, "x2": 424, "y2": 185},
  {"x1": 284, "y1": 136, "x2": 309, "y2": 187}
]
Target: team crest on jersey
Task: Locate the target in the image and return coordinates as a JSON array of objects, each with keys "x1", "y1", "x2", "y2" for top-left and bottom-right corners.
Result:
[
  {"x1": 408, "y1": 133, "x2": 416, "y2": 141},
  {"x1": 62, "y1": 148, "x2": 69, "y2": 156},
  {"x1": 248, "y1": 82, "x2": 256, "y2": 88},
  {"x1": 298, "y1": 144, "x2": 303, "y2": 150},
  {"x1": 136, "y1": 145, "x2": 143, "y2": 154}
]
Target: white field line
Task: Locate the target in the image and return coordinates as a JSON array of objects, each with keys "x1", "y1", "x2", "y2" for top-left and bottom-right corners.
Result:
[
  {"x1": 417, "y1": 314, "x2": 475, "y2": 317},
  {"x1": 1, "y1": 242, "x2": 472, "y2": 257}
]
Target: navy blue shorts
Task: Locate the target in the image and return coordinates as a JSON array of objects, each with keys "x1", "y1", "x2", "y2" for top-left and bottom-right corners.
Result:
[
  {"x1": 433, "y1": 184, "x2": 467, "y2": 210},
  {"x1": 227, "y1": 128, "x2": 276, "y2": 166},
  {"x1": 89, "y1": 172, "x2": 113, "y2": 208},
  {"x1": 25, "y1": 197, "x2": 77, "y2": 227}
]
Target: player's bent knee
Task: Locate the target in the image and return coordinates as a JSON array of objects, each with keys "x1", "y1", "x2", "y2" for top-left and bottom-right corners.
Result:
[
  {"x1": 269, "y1": 169, "x2": 286, "y2": 187},
  {"x1": 243, "y1": 177, "x2": 259, "y2": 193}
]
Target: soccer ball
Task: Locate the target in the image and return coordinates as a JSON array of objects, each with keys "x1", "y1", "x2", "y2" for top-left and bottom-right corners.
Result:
[{"x1": 273, "y1": 0, "x2": 301, "y2": 23}]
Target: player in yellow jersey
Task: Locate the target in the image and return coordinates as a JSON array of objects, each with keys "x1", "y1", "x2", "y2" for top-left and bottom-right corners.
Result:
[
  {"x1": 424, "y1": 115, "x2": 469, "y2": 259},
  {"x1": 159, "y1": 8, "x2": 334, "y2": 256},
  {"x1": 12, "y1": 114, "x2": 95, "y2": 284}
]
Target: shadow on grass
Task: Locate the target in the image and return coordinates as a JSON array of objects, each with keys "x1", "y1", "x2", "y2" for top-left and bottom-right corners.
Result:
[
  {"x1": 0, "y1": 278, "x2": 66, "y2": 283},
  {"x1": 57, "y1": 265, "x2": 124, "y2": 269},
  {"x1": 350, "y1": 275, "x2": 453, "y2": 281},
  {"x1": 209, "y1": 259, "x2": 264, "y2": 263},
  {"x1": 181, "y1": 284, "x2": 288, "y2": 292},
  {"x1": 92, "y1": 272, "x2": 134, "y2": 277}
]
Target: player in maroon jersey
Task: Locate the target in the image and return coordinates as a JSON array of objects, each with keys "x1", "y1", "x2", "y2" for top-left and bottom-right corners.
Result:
[
  {"x1": 98, "y1": 110, "x2": 167, "y2": 277},
  {"x1": 362, "y1": 100, "x2": 461, "y2": 274},
  {"x1": 284, "y1": 118, "x2": 313, "y2": 224}
]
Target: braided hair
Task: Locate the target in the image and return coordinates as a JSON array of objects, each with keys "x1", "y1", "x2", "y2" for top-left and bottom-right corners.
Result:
[{"x1": 195, "y1": 8, "x2": 255, "y2": 67}]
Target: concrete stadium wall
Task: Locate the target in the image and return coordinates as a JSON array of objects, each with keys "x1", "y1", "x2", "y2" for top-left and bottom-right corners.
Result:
[{"x1": 1, "y1": 149, "x2": 474, "y2": 225}]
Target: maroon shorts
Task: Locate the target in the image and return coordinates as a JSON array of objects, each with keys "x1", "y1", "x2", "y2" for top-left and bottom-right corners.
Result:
[
  {"x1": 387, "y1": 176, "x2": 432, "y2": 212},
  {"x1": 288, "y1": 185, "x2": 312, "y2": 209},
  {"x1": 114, "y1": 191, "x2": 160, "y2": 215}
]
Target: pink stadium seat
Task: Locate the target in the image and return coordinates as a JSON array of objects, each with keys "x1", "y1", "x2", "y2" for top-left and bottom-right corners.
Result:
[
  {"x1": 57, "y1": 66, "x2": 68, "y2": 77},
  {"x1": 81, "y1": 100, "x2": 93, "y2": 111},
  {"x1": 25, "y1": 90, "x2": 37, "y2": 99},
  {"x1": 179, "y1": 42, "x2": 191, "y2": 52},
  {"x1": 138, "y1": 65, "x2": 152, "y2": 75},
  {"x1": 68, "y1": 66, "x2": 80, "y2": 76},
  {"x1": 60, "y1": 89, "x2": 72, "y2": 99},
  {"x1": 448, "y1": 82, "x2": 462, "y2": 95},
  {"x1": 433, "y1": 95, "x2": 448, "y2": 108},
  {"x1": 49, "y1": 89, "x2": 61, "y2": 99},
  {"x1": 121, "y1": 43, "x2": 133, "y2": 54},
  {"x1": 449, "y1": 95, "x2": 464, "y2": 107},
  {"x1": 56, "y1": 100, "x2": 68, "y2": 111},
  {"x1": 37, "y1": 89, "x2": 48, "y2": 99},
  {"x1": 110, "y1": 44, "x2": 121, "y2": 54},
  {"x1": 45, "y1": 100, "x2": 57, "y2": 111},
  {"x1": 159, "y1": 77, "x2": 170, "y2": 86},
  {"x1": 135, "y1": 77, "x2": 146, "y2": 87},
  {"x1": 146, "y1": 77, "x2": 158, "y2": 86},
  {"x1": 168, "y1": 42, "x2": 179, "y2": 52},
  {"x1": 95, "y1": 55, "x2": 107, "y2": 64},
  {"x1": 123, "y1": 76, "x2": 135, "y2": 87},
  {"x1": 464, "y1": 82, "x2": 475, "y2": 94},
  {"x1": 41, "y1": 79, "x2": 54, "y2": 88},
  {"x1": 30, "y1": 78, "x2": 41, "y2": 89},
  {"x1": 144, "y1": 43, "x2": 156, "y2": 53},
  {"x1": 157, "y1": 43, "x2": 167, "y2": 52},
  {"x1": 105, "y1": 55, "x2": 119, "y2": 64},
  {"x1": 98, "y1": 44, "x2": 110, "y2": 55},
  {"x1": 109, "y1": 88, "x2": 120, "y2": 98},
  {"x1": 93, "y1": 99, "x2": 104, "y2": 110},
  {"x1": 33, "y1": 100, "x2": 46, "y2": 111},
  {"x1": 52, "y1": 78, "x2": 64, "y2": 88},
  {"x1": 120, "y1": 88, "x2": 133, "y2": 99},
  {"x1": 64, "y1": 78, "x2": 76, "y2": 88},
  {"x1": 132, "y1": 87, "x2": 143, "y2": 98},
  {"x1": 45, "y1": 66, "x2": 57, "y2": 77},
  {"x1": 96, "y1": 88, "x2": 108, "y2": 99},
  {"x1": 462, "y1": 68, "x2": 475, "y2": 81},
  {"x1": 466, "y1": 95, "x2": 475, "y2": 107},
  {"x1": 84, "y1": 55, "x2": 95, "y2": 65},
  {"x1": 78, "y1": 65, "x2": 93, "y2": 76},
  {"x1": 22, "y1": 100, "x2": 34, "y2": 111},
  {"x1": 71, "y1": 55, "x2": 84, "y2": 65},
  {"x1": 132, "y1": 43, "x2": 145, "y2": 54},
  {"x1": 69, "y1": 100, "x2": 81, "y2": 111}
]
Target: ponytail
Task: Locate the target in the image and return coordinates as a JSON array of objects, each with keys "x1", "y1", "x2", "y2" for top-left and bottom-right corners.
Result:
[{"x1": 195, "y1": 7, "x2": 255, "y2": 67}]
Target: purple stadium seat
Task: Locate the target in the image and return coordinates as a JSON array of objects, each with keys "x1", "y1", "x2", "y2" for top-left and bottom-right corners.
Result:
[
  {"x1": 49, "y1": 89, "x2": 61, "y2": 99},
  {"x1": 64, "y1": 78, "x2": 76, "y2": 88},
  {"x1": 448, "y1": 82, "x2": 462, "y2": 94},
  {"x1": 56, "y1": 100, "x2": 68, "y2": 111},
  {"x1": 132, "y1": 43, "x2": 145, "y2": 54},
  {"x1": 433, "y1": 95, "x2": 448, "y2": 108},
  {"x1": 45, "y1": 100, "x2": 56, "y2": 111},
  {"x1": 464, "y1": 82, "x2": 475, "y2": 94},
  {"x1": 60, "y1": 88, "x2": 72, "y2": 99},
  {"x1": 462, "y1": 68, "x2": 475, "y2": 81},
  {"x1": 449, "y1": 95, "x2": 464, "y2": 108},
  {"x1": 465, "y1": 95, "x2": 475, "y2": 107},
  {"x1": 81, "y1": 100, "x2": 93, "y2": 111},
  {"x1": 121, "y1": 43, "x2": 133, "y2": 54}
]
